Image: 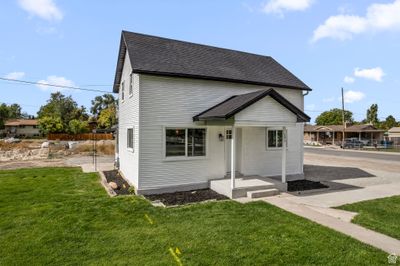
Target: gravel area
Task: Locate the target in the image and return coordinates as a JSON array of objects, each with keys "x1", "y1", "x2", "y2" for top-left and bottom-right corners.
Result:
[{"x1": 145, "y1": 189, "x2": 229, "y2": 206}]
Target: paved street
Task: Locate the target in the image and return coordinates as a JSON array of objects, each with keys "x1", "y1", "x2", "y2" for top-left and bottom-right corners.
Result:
[{"x1": 305, "y1": 146, "x2": 400, "y2": 162}]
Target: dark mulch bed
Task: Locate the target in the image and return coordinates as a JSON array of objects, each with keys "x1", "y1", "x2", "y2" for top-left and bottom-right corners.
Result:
[
  {"x1": 145, "y1": 189, "x2": 229, "y2": 206},
  {"x1": 103, "y1": 170, "x2": 131, "y2": 195},
  {"x1": 287, "y1": 179, "x2": 328, "y2": 192}
]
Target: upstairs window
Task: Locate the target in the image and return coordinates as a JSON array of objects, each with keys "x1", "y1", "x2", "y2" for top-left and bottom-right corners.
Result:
[
  {"x1": 165, "y1": 128, "x2": 206, "y2": 157},
  {"x1": 266, "y1": 129, "x2": 283, "y2": 149},
  {"x1": 129, "y1": 73, "x2": 133, "y2": 96},
  {"x1": 121, "y1": 81, "x2": 125, "y2": 101}
]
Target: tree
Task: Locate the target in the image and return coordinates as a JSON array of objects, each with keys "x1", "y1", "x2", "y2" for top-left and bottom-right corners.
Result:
[
  {"x1": 68, "y1": 119, "x2": 89, "y2": 134},
  {"x1": 366, "y1": 104, "x2": 379, "y2": 126},
  {"x1": 38, "y1": 116, "x2": 64, "y2": 134},
  {"x1": 90, "y1": 94, "x2": 117, "y2": 117},
  {"x1": 37, "y1": 92, "x2": 89, "y2": 132},
  {"x1": 7, "y1": 104, "x2": 22, "y2": 119},
  {"x1": 97, "y1": 106, "x2": 117, "y2": 129},
  {"x1": 315, "y1": 108, "x2": 354, "y2": 126},
  {"x1": 381, "y1": 115, "x2": 397, "y2": 130},
  {"x1": 0, "y1": 103, "x2": 25, "y2": 129}
]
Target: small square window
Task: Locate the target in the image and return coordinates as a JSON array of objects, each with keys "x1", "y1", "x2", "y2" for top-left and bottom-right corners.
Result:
[{"x1": 266, "y1": 129, "x2": 284, "y2": 149}]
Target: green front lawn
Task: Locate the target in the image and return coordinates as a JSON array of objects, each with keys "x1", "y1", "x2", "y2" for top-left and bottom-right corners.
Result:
[
  {"x1": 338, "y1": 196, "x2": 400, "y2": 240},
  {"x1": 0, "y1": 167, "x2": 387, "y2": 265}
]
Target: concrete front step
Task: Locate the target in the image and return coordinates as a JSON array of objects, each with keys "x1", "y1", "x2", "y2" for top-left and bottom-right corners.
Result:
[{"x1": 247, "y1": 188, "x2": 280, "y2": 198}]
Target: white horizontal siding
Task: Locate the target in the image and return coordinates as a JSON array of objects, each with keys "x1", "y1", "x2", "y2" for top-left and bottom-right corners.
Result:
[
  {"x1": 240, "y1": 125, "x2": 302, "y2": 176},
  {"x1": 235, "y1": 96, "x2": 297, "y2": 123},
  {"x1": 137, "y1": 75, "x2": 305, "y2": 190},
  {"x1": 118, "y1": 51, "x2": 140, "y2": 187}
]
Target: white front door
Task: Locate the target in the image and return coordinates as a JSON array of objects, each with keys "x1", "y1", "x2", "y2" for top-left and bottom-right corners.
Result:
[
  {"x1": 225, "y1": 128, "x2": 232, "y2": 172},
  {"x1": 225, "y1": 128, "x2": 241, "y2": 174}
]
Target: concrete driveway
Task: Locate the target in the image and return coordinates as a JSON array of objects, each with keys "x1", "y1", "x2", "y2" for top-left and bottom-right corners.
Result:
[{"x1": 285, "y1": 149, "x2": 400, "y2": 207}]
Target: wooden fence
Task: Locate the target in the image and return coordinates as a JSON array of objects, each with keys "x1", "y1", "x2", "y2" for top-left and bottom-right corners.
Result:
[{"x1": 47, "y1": 133, "x2": 114, "y2": 141}]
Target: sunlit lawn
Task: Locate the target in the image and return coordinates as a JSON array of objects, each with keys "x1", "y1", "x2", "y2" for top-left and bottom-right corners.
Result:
[{"x1": 0, "y1": 167, "x2": 387, "y2": 265}]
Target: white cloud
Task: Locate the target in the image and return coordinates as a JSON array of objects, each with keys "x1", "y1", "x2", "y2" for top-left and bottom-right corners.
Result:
[
  {"x1": 37, "y1": 75, "x2": 75, "y2": 91},
  {"x1": 344, "y1": 76, "x2": 355, "y2": 84},
  {"x1": 18, "y1": 0, "x2": 63, "y2": 21},
  {"x1": 4, "y1": 71, "x2": 25, "y2": 79},
  {"x1": 343, "y1": 90, "x2": 365, "y2": 103},
  {"x1": 354, "y1": 67, "x2": 385, "y2": 82},
  {"x1": 311, "y1": 0, "x2": 400, "y2": 42},
  {"x1": 322, "y1": 97, "x2": 335, "y2": 103},
  {"x1": 263, "y1": 0, "x2": 314, "y2": 15},
  {"x1": 306, "y1": 104, "x2": 316, "y2": 110}
]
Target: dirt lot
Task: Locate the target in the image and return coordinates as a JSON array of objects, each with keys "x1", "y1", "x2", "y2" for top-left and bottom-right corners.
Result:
[{"x1": 0, "y1": 139, "x2": 115, "y2": 170}]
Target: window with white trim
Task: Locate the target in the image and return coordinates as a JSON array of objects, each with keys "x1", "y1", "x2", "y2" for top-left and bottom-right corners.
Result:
[
  {"x1": 127, "y1": 127, "x2": 134, "y2": 151},
  {"x1": 165, "y1": 128, "x2": 206, "y2": 157},
  {"x1": 266, "y1": 129, "x2": 283, "y2": 149},
  {"x1": 225, "y1": 129, "x2": 232, "y2": 140},
  {"x1": 129, "y1": 73, "x2": 133, "y2": 96},
  {"x1": 121, "y1": 81, "x2": 125, "y2": 101}
]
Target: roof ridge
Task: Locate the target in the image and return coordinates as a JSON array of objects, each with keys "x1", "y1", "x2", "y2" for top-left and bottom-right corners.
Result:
[{"x1": 122, "y1": 30, "x2": 274, "y2": 60}]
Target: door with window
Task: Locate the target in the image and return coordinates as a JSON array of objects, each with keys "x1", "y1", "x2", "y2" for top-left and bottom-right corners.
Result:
[{"x1": 224, "y1": 127, "x2": 241, "y2": 174}]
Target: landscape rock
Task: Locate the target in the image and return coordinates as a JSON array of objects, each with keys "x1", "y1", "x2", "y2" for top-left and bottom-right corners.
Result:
[{"x1": 108, "y1": 181, "x2": 118, "y2": 190}]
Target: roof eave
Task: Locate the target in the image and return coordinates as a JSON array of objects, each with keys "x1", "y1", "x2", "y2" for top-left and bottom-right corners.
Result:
[{"x1": 134, "y1": 69, "x2": 312, "y2": 91}]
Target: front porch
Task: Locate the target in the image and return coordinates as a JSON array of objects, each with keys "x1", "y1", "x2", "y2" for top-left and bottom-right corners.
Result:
[
  {"x1": 192, "y1": 89, "x2": 311, "y2": 199},
  {"x1": 210, "y1": 175, "x2": 286, "y2": 199}
]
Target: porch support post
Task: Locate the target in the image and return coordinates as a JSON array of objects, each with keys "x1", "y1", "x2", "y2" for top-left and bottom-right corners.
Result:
[
  {"x1": 359, "y1": 132, "x2": 361, "y2": 141},
  {"x1": 281, "y1": 127, "x2": 287, "y2": 183},
  {"x1": 230, "y1": 126, "x2": 236, "y2": 189},
  {"x1": 332, "y1": 131, "x2": 335, "y2": 145}
]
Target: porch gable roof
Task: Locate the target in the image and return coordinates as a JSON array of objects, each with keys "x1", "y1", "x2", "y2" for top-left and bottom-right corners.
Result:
[{"x1": 192, "y1": 89, "x2": 310, "y2": 123}]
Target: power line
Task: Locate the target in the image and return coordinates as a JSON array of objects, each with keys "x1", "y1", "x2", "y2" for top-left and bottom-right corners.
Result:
[{"x1": 0, "y1": 77, "x2": 115, "y2": 93}]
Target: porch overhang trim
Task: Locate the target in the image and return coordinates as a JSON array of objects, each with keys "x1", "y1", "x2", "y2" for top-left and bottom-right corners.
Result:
[{"x1": 193, "y1": 89, "x2": 310, "y2": 123}]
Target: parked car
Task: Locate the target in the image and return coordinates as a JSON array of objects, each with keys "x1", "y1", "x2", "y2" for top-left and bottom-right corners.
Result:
[{"x1": 341, "y1": 138, "x2": 364, "y2": 149}]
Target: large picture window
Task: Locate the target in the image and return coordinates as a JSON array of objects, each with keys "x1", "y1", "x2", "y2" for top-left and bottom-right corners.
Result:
[
  {"x1": 165, "y1": 128, "x2": 206, "y2": 157},
  {"x1": 266, "y1": 129, "x2": 283, "y2": 149}
]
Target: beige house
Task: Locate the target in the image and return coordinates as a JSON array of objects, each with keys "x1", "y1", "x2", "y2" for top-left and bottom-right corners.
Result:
[
  {"x1": 304, "y1": 124, "x2": 385, "y2": 145},
  {"x1": 4, "y1": 119, "x2": 40, "y2": 138},
  {"x1": 388, "y1": 127, "x2": 400, "y2": 145}
]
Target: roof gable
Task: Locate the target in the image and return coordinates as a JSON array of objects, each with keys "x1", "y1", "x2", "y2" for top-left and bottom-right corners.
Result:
[
  {"x1": 193, "y1": 89, "x2": 310, "y2": 123},
  {"x1": 113, "y1": 31, "x2": 311, "y2": 92}
]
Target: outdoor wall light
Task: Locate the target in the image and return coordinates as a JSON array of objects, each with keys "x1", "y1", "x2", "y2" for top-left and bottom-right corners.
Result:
[{"x1": 218, "y1": 133, "x2": 224, "y2": 141}]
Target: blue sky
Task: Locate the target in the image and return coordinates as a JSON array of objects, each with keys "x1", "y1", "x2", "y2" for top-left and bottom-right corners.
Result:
[{"x1": 1, "y1": 0, "x2": 399, "y2": 122}]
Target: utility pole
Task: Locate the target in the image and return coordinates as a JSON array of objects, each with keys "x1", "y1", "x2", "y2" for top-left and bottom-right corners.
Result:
[{"x1": 341, "y1": 87, "x2": 346, "y2": 148}]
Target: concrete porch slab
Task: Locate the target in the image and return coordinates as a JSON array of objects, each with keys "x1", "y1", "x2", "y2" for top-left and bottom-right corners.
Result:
[{"x1": 210, "y1": 176, "x2": 278, "y2": 198}]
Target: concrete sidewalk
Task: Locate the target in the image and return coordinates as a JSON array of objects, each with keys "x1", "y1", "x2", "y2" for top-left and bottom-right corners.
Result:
[
  {"x1": 288, "y1": 182, "x2": 400, "y2": 208},
  {"x1": 237, "y1": 195, "x2": 400, "y2": 254}
]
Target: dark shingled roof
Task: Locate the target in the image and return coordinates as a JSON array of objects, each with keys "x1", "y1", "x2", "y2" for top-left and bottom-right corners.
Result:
[
  {"x1": 193, "y1": 89, "x2": 310, "y2": 123},
  {"x1": 113, "y1": 31, "x2": 311, "y2": 92}
]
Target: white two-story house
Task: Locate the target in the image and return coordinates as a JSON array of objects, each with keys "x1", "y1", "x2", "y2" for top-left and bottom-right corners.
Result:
[{"x1": 113, "y1": 31, "x2": 311, "y2": 198}]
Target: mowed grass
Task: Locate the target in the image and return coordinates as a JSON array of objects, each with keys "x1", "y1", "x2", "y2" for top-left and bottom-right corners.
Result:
[
  {"x1": 338, "y1": 196, "x2": 400, "y2": 240},
  {"x1": 0, "y1": 168, "x2": 387, "y2": 265}
]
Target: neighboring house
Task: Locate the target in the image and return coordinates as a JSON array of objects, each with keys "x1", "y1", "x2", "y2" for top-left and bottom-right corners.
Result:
[
  {"x1": 388, "y1": 127, "x2": 400, "y2": 145},
  {"x1": 113, "y1": 31, "x2": 311, "y2": 198},
  {"x1": 4, "y1": 119, "x2": 40, "y2": 138},
  {"x1": 304, "y1": 124, "x2": 385, "y2": 145}
]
